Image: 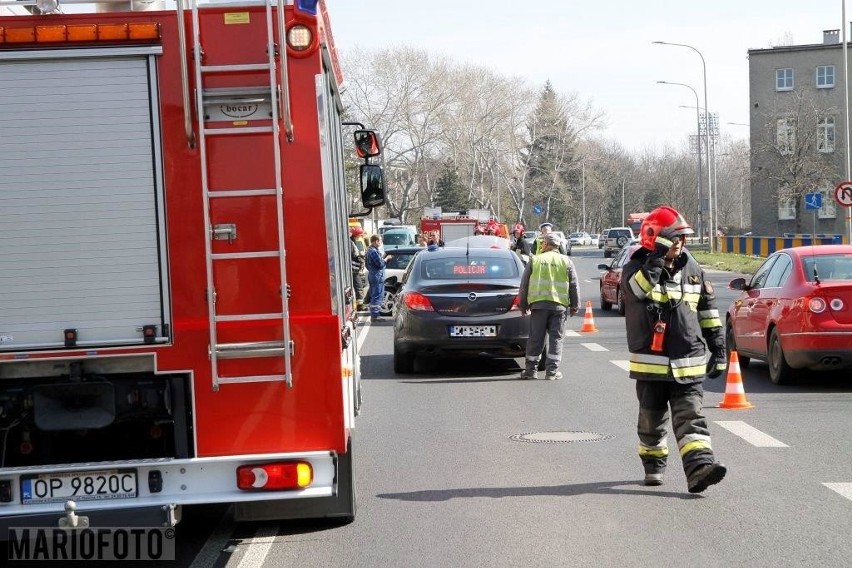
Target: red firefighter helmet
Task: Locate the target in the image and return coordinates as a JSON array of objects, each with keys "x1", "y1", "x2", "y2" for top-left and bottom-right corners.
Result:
[
  {"x1": 350, "y1": 226, "x2": 364, "y2": 237},
  {"x1": 639, "y1": 206, "x2": 694, "y2": 251}
]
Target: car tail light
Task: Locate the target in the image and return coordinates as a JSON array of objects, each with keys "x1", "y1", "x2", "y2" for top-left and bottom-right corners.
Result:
[
  {"x1": 509, "y1": 295, "x2": 520, "y2": 311},
  {"x1": 236, "y1": 462, "x2": 313, "y2": 491},
  {"x1": 829, "y1": 298, "x2": 845, "y2": 311},
  {"x1": 403, "y1": 292, "x2": 435, "y2": 311},
  {"x1": 807, "y1": 297, "x2": 827, "y2": 313}
]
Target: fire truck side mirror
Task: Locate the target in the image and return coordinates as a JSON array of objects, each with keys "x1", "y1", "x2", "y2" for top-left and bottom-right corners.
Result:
[
  {"x1": 360, "y1": 164, "x2": 386, "y2": 208},
  {"x1": 353, "y1": 129, "x2": 382, "y2": 159}
]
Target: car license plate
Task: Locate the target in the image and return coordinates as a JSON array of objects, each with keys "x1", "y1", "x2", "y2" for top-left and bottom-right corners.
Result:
[
  {"x1": 449, "y1": 325, "x2": 497, "y2": 337},
  {"x1": 21, "y1": 469, "x2": 137, "y2": 505}
]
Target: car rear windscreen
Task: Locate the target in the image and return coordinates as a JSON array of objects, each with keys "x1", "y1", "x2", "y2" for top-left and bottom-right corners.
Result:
[
  {"x1": 383, "y1": 233, "x2": 415, "y2": 246},
  {"x1": 802, "y1": 254, "x2": 852, "y2": 281},
  {"x1": 421, "y1": 257, "x2": 519, "y2": 280}
]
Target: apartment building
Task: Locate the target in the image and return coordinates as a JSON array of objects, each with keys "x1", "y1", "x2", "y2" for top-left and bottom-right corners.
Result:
[{"x1": 748, "y1": 29, "x2": 850, "y2": 237}]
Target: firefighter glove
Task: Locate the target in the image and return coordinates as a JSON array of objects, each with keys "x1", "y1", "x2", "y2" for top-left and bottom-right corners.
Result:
[
  {"x1": 650, "y1": 236, "x2": 675, "y2": 259},
  {"x1": 706, "y1": 351, "x2": 727, "y2": 379}
]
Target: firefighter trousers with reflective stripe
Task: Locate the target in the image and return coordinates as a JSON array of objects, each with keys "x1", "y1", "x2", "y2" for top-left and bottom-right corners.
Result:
[{"x1": 635, "y1": 380, "x2": 715, "y2": 477}]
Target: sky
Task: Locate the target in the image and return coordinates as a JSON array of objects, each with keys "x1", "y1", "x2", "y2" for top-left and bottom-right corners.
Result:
[{"x1": 327, "y1": 0, "x2": 850, "y2": 153}]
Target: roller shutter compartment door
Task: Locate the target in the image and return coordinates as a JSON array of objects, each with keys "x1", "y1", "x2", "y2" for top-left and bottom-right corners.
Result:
[{"x1": 0, "y1": 54, "x2": 168, "y2": 351}]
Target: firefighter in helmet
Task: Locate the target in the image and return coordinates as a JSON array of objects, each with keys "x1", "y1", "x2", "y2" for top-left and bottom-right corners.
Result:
[
  {"x1": 510, "y1": 223, "x2": 531, "y2": 260},
  {"x1": 620, "y1": 205, "x2": 728, "y2": 493},
  {"x1": 349, "y1": 227, "x2": 368, "y2": 310}
]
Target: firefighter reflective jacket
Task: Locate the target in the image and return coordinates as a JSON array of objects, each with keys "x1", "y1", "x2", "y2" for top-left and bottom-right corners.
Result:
[{"x1": 621, "y1": 248, "x2": 725, "y2": 383}]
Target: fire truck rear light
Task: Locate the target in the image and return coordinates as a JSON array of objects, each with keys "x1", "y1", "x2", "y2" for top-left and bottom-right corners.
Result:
[
  {"x1": 98, "y1": 24, "x2": 129, "y2": 41},
  {"x1": 286, "y1": 24, "x2": 312, "y2": 51},
  {"x1": 5, "y1": 28, "x2": 35, "y2": 44},
  {"x1": 236, "y1": 462, "x2": 313, "y2": 491},
  {"x1": 35, "y1": 25, "x2": 66, "y2": 42},
  {"x1": 67, "y1": 25, "x2": 98, "y2": 42},
  {"x1": 129, "y1": 23, "x2": 160, "y2": 40}
]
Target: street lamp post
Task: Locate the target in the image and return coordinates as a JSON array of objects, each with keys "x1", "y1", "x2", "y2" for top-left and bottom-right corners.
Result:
[
  {"x1": 658, "y1": 80, "x2": 704, "y2": 241},
  {"x1": 653, "y1": 41, "x2": 712, "y2": 249},
  {"x1": 680, "y1": 104, "x2": 717, "y2": 247}
]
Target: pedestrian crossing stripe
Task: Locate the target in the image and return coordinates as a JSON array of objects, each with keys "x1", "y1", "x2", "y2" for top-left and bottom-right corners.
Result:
[
  {"x1": 611, "y1": 360, "x2": 630, "y2": 371},
  {"x1": 581, "y1": 343, "x2": 608, "y2": 352},
  {"x1": 824, "y1": 483, "x2": 852, "y2": 501},
  {"x1": 713, "y1": 421, "x2": 788, "y2": 447}
]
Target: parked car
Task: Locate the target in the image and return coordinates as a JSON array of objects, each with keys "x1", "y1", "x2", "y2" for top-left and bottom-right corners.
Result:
[
  {"x1": 523, "y1": 230, "x2": 538, "y2": 250},
  {"x1": 590, "y1": 234, "x2": 600, "y2": 247},
  {"x1": 603, "y1": 227, "x2": 634, "y2": 258},
  {"x1": 598, "y1": 229, "x2": 610, "y2": 249},
  {"x1": 392, "y1": 247, "x2": 537, "y2": 373},
  {"x1": 381, "y1": 227, "x2": 417, "y2": 250},
  {"x1": 597, "y1": 243, "x2": 641, "y2": 315},
  {"x1": 379, "y1": 247, "x2": 424, "y2": 316},
  {"x1": 551, "y1": 231, "x2": 573, "y2": 256},
  {"x1": 568, "y1": 232, "x2": 592, "y2": 246},
  {"x1": 725, "y1": 245, "x2": 852, "y2": 385}
]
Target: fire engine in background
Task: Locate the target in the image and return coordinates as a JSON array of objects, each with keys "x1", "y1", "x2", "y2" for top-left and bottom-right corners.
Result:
[
  {"x1": 626, "y1": 212, "x2": 650, "y2": 235},
  {"x1": 420, "y1": 208, "x2": 509, "y2": 242},
  {"x1": 0, "y1": 0, "x2": 385, "y2": 529}
]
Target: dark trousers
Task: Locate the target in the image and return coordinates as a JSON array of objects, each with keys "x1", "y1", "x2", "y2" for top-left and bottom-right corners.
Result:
[
  {"x1": 524, "y1": 308, "x2": 567, "y2": 373},
  {"x1": 368, "y1": 270, "x2": 384, "y2": 318},
  {"x1": 635, "y1": 380, "x2": 715, "y2": 477}
]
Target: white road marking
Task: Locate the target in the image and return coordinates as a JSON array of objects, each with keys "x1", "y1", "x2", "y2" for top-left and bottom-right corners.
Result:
[
  {"x1": 824, "y1": 483, "x2": 852, "y2": 501},
  {"x1": 611, "y1": 360, "x2": 630, "y2": 371},
  {"x1": 231, "y1": 525, "x2": 279, "y2": 568},
  {"x1": 581, "y1": 342, "x2": 608, "y2": 352},
  {"x1": 189, "y1": 506, "x2": 235, "y2": 568},
  {"x1": 713, "y1": 421, "x2": 789, "y2": 447},
  {"x1": 564, "y1": 330, "x2": 580, "y2": 337},
  {"x1": 357, "y1": 317, "x2": 369, "y2": 352}
]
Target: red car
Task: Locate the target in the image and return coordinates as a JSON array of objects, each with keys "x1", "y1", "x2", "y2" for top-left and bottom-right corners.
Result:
[
  {"x1": 597, "y1": 243, "x2": 640, "y2": 315},
  {"x1": 726, "y1": 245, "x2": 852, "y2": 384}
]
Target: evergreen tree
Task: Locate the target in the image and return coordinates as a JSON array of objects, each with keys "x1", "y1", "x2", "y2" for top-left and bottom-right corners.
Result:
[
  {"x1": 522, "y1": 81, "x2": 578, "y2": 229},
  {"x1": 434, "y1": 159, "x2": 468, "y2": 211}
]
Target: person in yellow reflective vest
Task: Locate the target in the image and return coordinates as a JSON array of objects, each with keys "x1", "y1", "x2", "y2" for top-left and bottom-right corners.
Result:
[
  {"x1": 518, "y1": 232, "x2": 579, "y2": 380},
  {"x1": 621, "y1": 206, "x2": 727, "y2": 493}
]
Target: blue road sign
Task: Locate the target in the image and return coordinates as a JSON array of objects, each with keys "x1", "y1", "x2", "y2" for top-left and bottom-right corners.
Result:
[
  {"x1": 804, "y1": 192, "x2": 822, "y2": 210},
  {"x1": 532, "y1": 204, "x2": 543, "y2": 215}
]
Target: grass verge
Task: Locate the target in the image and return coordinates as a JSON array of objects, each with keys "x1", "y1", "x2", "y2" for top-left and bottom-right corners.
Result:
[{"x1": 691, "y1": 251, "x2": 764, "y2": 275}]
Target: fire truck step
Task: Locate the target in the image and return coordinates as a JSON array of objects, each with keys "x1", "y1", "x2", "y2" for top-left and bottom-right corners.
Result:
[
  {"x1": 203, "y1": 127, "x2": 275, "y2": 136},
  {"x1": 207, "y1": 188, "x2": 278, "y2": 198},
  {"x1": 217, "y1": 374, "x2": 287, "y2": 385},
  {"x1": 201, "y1": 64, "x2": 272, "y2": 73},
  {"x1": 215, "y1": 341, "x2": 288, "y2": 359},
  {"x1": 211, "y1": 251, "x2": 280, "y2": 260},
  {"x1": 215, "y1": 313, "x2": 284, "y2": 322}
]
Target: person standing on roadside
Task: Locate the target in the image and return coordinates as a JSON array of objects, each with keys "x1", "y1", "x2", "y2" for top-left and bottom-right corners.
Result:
[
  {"x1": 621, "y1": 205, "x2": 728, "y2": 493},
  {"x1": 510, "y1": 223, "x2": 531, "y2": 261},
  {"x1": 518, "y1": 232, "x2": 579, "y2": 380},
  {"x1": 349, "y1": 227, "x2": 367, "y2": 311},
  {"x1": 366, "y1": 234, "x2": 389, "y2": 321}
]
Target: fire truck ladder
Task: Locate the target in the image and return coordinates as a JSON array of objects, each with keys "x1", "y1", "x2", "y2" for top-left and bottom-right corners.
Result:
[{"x1": 188, "y1": 0, "x2": 293, "y2": 391}]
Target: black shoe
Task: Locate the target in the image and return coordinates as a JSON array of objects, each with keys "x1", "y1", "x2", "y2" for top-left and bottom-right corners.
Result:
[{"x1": 687, "y1": 463, "x2": 727, "y2": 494}]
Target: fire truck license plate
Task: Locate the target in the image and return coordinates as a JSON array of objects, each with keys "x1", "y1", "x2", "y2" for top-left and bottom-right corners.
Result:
[
  {"x1": 449, "y1": 325, "x2": 497, "y2": 337},
  {"x1": 21, "y1": 469, "x2": 137, "y2": 505}
]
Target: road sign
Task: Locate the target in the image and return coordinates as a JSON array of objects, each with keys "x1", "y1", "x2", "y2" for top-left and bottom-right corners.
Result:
[
  {"x1": 834, "y1": 181, "x2": 852, "y2": 207},
  {"x1": 532, "y1": 204, "x2": 543, "y2": 215},
  {"x1": 804, "y1": 192, "x2": 822, "y2": 210}
]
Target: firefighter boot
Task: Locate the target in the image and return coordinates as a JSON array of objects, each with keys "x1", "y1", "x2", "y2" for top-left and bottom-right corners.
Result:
[
  {"x1": 644, "y1": 473, "x2": 664, "y2": 486},
  {"x1": 687, "y1": 462, "x2": 727, "y2": 494}
]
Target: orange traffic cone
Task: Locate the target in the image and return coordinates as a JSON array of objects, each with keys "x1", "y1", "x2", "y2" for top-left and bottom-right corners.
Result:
[
  {"x1": 580, "y1": 300, "x2": 598, "y2": 333},
  {"x1": 717, "y1": 351, "x2": 753, "y2": 409}
]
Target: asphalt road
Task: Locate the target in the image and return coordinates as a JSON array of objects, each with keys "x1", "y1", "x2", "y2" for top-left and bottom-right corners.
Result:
[{"x1": 41, "y1": 246, "x2": 851, "y2": 568}]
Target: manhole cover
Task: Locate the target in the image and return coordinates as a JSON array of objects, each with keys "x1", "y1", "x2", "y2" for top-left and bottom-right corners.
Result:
[{"x1": 509, "y1": 431, "x2": 615, "y2": 444}]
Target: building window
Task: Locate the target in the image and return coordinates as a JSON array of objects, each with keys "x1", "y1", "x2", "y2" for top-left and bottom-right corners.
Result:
[
  {"x1": 816, "y1": 65, "x2": 835, "y2": 88},
  {"x1": 778, "y1": 197, "x2": 796, "y2": 220},
  {"x1": 818, "y1": 188, "x2": 837, "y2": 219},
  {"x1": 817, "y1": 117, "x2": 835, "y2": 153},
  {"x1": 776, "y1": 68, "x2": 794, "y2": 91},
  {"x1": 777, "y1": 118, "x2": 796, "y2": 155}
]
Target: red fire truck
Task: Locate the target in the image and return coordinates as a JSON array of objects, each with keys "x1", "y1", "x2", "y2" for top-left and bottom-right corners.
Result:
[{"x1": 0, "y1": 0, "x2": 384, "y2": 529}]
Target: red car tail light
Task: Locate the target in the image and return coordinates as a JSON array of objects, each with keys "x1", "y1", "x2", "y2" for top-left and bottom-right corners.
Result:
[
  {"x1": 830, "y1": 298, "x2": 845, "y2": 311},
  {"x1": 403, "y1": 291, "x2": 435, "y2": 311},
  {"x1": 807, "y1": 297, "x2": 827, "y2": 313},
  {"x1": 509, "y1": 295, "x2": 520, "y2": 311},
  {"x1": 236, "y1": 462, "x2": 313, "y2": 491}
]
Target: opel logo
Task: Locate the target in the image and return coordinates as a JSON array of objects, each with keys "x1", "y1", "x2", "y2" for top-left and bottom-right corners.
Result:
[{"x1": 467, "y1": 292, "x2": 478, "y2": 302}]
